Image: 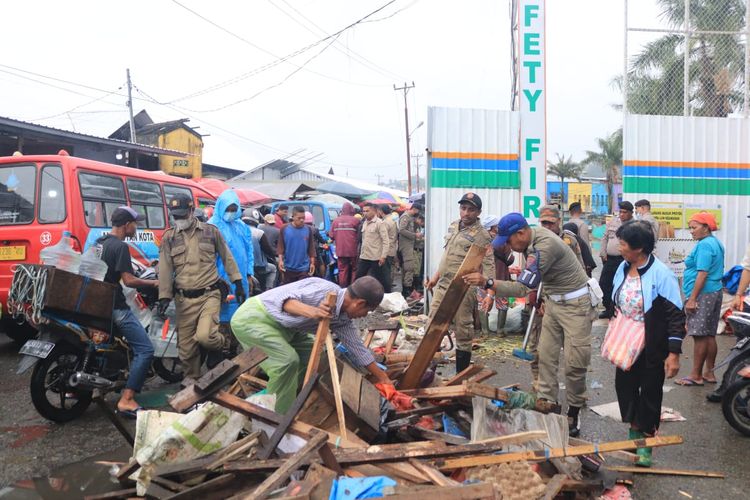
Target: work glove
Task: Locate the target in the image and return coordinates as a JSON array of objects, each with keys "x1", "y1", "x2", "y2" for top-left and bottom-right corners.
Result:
[
  {"x1": 157, "y1": 298, "x2": 171, "y2": 318},
  {"x1": 234, "y1": 280, "x2": 246, "y2": 305}
]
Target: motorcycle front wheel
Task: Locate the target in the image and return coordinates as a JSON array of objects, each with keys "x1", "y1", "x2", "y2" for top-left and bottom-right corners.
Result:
[
  {"x1": 152, "y1": 357, "x2": 185, "y2": 384},
  {"x1": 30, "y1": 345, "x2": 92, "y2": 423},
  {"x1": 722, "y1": 379, "x2": 750, "y2": 437}
]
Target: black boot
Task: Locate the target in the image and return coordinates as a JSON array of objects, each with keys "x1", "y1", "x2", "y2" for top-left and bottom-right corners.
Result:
[
  {"x1": 455, "y1": 350, "x2": 472, "y2": 374},
  {"x1": 568, "y1": 406, "x2": 581, "y2": 437},
  {"x1": 402, "y1": 286, "x2": 413, "y2": 299}
]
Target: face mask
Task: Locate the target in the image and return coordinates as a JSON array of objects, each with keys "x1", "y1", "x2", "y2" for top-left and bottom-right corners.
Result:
[
  {"x1": 223, "y1": 212, "x2": 235, "y2": 222},
  {"x1": 174, "y1": 219, "x2": 191, "y2": 230}
]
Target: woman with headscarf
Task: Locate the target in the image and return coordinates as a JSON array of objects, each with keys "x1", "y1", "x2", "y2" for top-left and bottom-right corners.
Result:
[
  {"x1": 208, "y1": 190, "x2": 254, "y2": 363},
  {"x1": 607, "y1": 221, "x2": 685, "y2": 467},
  {"x1": 676, "y1": 212, "x2": 725, "y2": 386}
]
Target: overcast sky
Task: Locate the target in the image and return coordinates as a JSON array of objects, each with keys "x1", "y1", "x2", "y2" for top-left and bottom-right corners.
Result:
[{"x1": 0, "y1": 0, "x2": 663, "y2": 183}]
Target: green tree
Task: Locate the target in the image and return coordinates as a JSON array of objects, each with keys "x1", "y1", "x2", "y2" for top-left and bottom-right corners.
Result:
[
  {"x1": 618, "y1": 0, "x2": 746, "y2": 116},
  {"x1": 547, "y1": 154, "x2": 585, "y2": 207},
  {"x1": 581, "y1": 129, "x2": 622, "y2": 213}
]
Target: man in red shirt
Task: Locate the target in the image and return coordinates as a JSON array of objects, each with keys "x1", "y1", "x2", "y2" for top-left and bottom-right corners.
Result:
[
  {"x1": 274, "y1": 204, "x2": 289, "y2": 227},
  {"x1": 329, "y1": 203, "x2": 360, "y2": 287}
]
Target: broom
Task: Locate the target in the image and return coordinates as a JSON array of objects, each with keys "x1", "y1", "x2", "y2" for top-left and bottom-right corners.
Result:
[{"x1": 512, "y1": 283, "x2": 541, "y2": 362}]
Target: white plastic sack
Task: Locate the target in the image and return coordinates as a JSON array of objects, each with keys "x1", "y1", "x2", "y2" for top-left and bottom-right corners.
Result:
[
  {"x1": 379, "y1": 292, "x2": 409, "y2": 313},
  {"x1": 502, "y1": 305, "x2": 524, "y2": 334}
]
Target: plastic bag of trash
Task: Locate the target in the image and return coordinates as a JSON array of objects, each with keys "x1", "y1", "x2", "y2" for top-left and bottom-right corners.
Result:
[
  {"x1": 134, "y1": 402, "x2": 248, "y2": 495},
  {"x1": 471, "y1": 402, "x2": 581, "y2": 478},
  {"x1": 379, "y1": 292, "x2": 408, "y2": 313},
  {"x1": 501, "y1": 305, "x2": 524, "y2": 334}
]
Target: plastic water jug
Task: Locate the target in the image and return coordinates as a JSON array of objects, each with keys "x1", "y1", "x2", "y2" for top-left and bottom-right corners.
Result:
[
  {"x1": 79, "y1": 245, "x2": 108, "y2": 281},
  {"x1": 40, "y1": 231, "x2": 81, "y2": 274},
  {"x1": 148, "y1": 303, "x2": 178, "y2": 358},
  {"x1": 123, "y1": 285, "x2": 153, "y2": 328}
]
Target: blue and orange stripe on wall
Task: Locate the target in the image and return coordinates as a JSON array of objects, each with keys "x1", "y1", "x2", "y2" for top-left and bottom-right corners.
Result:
[
  {"x1": 623, "y1": 160, "x2": 750, "y2": 195},
  {"x1": 430, "y1": 152, "x2": 520, "y2": 189}
]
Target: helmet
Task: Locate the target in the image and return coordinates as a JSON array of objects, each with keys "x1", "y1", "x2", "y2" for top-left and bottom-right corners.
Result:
[
  {"x1": 194, "y1": 207, "x2": 207, "y2": 222},
  {"x1": 242, "y1": 208, "x2": 261, "y2": 225},
  {"x1": 304, "y1": 211, "x2": 314, "y2": 225}
]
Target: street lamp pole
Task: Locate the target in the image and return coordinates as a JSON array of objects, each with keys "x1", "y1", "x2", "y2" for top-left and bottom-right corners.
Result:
[{"x1": 394, "y1": 82, "x2": 416, "y2": 194}]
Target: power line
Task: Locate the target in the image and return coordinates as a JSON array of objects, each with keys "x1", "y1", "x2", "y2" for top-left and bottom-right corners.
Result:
[
  {"x1": 271, "y1": 0, "x2": 405, "y2": 81},
  {"x1": 164, "y1": 0, "x2": 399, "y2": 104},
  {"x1": 30, "y1": 85, "x2": 125, "y2": 122}
]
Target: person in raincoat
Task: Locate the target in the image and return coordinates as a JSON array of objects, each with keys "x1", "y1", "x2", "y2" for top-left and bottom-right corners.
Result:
[{"x1": 208, "y1": 189, "x2": 254, "y2": 364}]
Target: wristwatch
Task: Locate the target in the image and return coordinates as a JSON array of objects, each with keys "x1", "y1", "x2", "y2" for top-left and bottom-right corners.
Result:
[{"x1": 484, "y1": 278, "x2": 495, "y2": 290}]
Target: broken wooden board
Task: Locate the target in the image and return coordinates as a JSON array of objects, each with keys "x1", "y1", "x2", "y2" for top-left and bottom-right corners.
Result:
[
  {"x1": 305, "y1": 463, "x2": 337, "y2": 500},
  {"x1": 407, "y1": 459, "x2": 461, "y2": 487},
  {"x1": 604, "y1": 466, "x2": 725, "y2": 478},
  {"x1": 407, "y1": 426, "x2": 469, "y2": 445},
  {"x1": 303, "y1": 292, "x2": 338, "y2": 386},
  {"x1": 434, "y1": 435, "x2": 684, "y2": 469},
  {"x1": 445, "y1": 365, "x2": 485, "y2": 386},
  {"x1": 170, "y1": 347, "x2": 267, "y2": 412},
  {"x1": 377, "y1": 482, "x2": 497, "y2": 500},
  {"x1": 400, "y1": 244, "x2": 487, "y2": 389}
]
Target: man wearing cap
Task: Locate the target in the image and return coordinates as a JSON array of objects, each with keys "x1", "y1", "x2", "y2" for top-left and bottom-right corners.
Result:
[
  {"x1": 329, "y1": 203, "x2": 360, "y2": 287},
  {"x1": 425, "y1": 193, "x2": 494, "y2": 373},
  {"x1": 634, "y1": 199, "x2": 660, "y2": 246},
  {"x1": 97, "y1": 207, "x2": 159, "y2": 417},
  {"x1": 159, "y1": 193, "x2": 245, "y2": 380},
  {"x1": 230, "y1": 276, "x2": 392, "y2": 413},
  {"x1": 463, "y1": 212, "x2": 596, "y2": 436},
  {"x1": 398, "y1": 203, "x2": 423, "y2": 299},
  {"x1": 599, "y1": 201, "x2": 635, "y2": 319},
  {"x1": 260, "y1": 213, "x2": 281, "y2": 252}
]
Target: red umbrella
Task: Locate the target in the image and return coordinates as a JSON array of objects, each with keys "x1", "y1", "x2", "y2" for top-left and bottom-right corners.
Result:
[
  {"x1": 194, "y1": 178, "x2": 230, "y2": 197},
  {"x1": 234, "y1": 187, "x2": 272, "y2": 205}
]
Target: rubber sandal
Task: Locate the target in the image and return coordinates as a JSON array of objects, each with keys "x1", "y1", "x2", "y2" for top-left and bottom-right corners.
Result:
[
  {"x1": 117, "y1": 405, "x2": 145, "y2": 420},
  {"x1": 675, "y1": 377, "x2": 704, "y2": 387},
  {"x1": 703, "y1": 379, "x2": 718, "y2": 384}
]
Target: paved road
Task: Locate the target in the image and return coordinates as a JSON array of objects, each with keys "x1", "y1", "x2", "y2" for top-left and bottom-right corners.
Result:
[{"x1": 1, "y1": 320, "x2": 748, "y2": 499}]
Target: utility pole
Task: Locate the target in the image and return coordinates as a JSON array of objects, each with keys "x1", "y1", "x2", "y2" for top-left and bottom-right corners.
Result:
[
  {"x1": 394, "y1": 82, "x2": 415, "y2": 195},
  {"x1": 375, "y1": 173, "x2": 384, "y2": 185},
  {"x1": 126, "y1": 68, "x2": 137, "y2": 143},
  {"x1": 412, "y1": 153, "x2": 423, "y2": 193}
]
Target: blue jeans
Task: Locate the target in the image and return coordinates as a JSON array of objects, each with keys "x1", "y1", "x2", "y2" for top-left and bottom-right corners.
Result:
[{"x1": 113, "y1": 308, "x2": 154, "y2": 392}]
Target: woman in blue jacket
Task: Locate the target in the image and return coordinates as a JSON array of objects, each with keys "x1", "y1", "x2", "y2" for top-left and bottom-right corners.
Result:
[{"x1": 610, "y1": 222, "x2": 686, "y2": 467}]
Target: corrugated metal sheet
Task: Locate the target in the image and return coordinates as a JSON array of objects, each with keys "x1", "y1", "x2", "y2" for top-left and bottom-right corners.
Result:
[
  {"x1": 425, "y1": 106, "x2": 520, "y2": 277},
  {"x1": 623, "y1": 114, "x2": 750, "y2": 268}
]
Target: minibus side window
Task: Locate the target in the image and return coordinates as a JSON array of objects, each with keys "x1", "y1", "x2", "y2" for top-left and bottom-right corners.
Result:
[
  {"x1": 0, "y1": 163, "x2": 35, "y2": 225},
  {"x1": 79, "y1": 172, "x2": 126, "y2": 227},
  {"x1": 127, "y1": 179, "x2": 165, "y2": 229},
  {"x1": 39, "y1": 164, "x2": 66, "y2": 224}
]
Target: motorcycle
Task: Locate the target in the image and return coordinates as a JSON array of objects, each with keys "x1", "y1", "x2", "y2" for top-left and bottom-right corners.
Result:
[
  {"x1": 722, "y1": 364, "x2": 750, "y2": 436},
  {"x1": 707, "y1": 311, "x2": 750, "y2": 403}
]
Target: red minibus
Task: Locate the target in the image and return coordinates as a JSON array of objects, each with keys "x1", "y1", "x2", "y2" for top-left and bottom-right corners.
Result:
[{"x1": 0, "y1": 151, "x2": 215, "y2": 343}]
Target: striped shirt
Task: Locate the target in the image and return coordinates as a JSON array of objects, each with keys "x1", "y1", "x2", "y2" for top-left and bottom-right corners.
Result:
[{"x1": 259, "y1": 278, "x2": 375, "y2": 366}]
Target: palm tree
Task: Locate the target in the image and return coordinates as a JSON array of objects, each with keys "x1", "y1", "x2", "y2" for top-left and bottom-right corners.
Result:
[
  {"x1": 581, "y1": 130, "x2": 622, "y2": 213},
  {"x1": 547, "y1": 154, "x2": 585, "y2": 207},
  {"x1": 617, "y1": 0, "x2": 746, "y2": 116}
]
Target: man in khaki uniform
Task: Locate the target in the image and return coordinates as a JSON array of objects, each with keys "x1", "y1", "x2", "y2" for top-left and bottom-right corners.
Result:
[
  {"x1": 525, "y1": 205, "x2": 587, "y2": 388},
  {"x1": 398, "y1": 203, "x2": 423, "y2": 299},
  {"x1": 425, "y1": 193, "x2": 494, "y2": 373},
  {"x1": 414, "y1": 213, "x2": 425, "y2": 290},
  {"x1": 356, "y1": 202, "x2": 391, "y2": 292},
  {"x1": 464, "y1": 212, "x2": 595, "y2": 436},
  {"x1": 158, "y1": 193, "x2": 245, "y2": 380},
  {"x1": 599, "y1": 201, "x2": 634, "y2": 319},
  {"x1": 378, "y1": 204, "x2": 399, "y2": 292}
]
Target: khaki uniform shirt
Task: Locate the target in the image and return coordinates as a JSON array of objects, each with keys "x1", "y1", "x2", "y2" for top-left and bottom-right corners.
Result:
[
  {"x1": 398, "y1": 212, "x2": 417, "y2": 256},
  {"x1": 158, "y1": 219, "x2": 242, "y2": 300},
  {"x1": 569, "y1": 216, "x2": 590, "y2": 249},
  {"x1": 561, "y1": 229, "x2": 585, "y2": 269},
  {"x1": 383, "y1": 215, "x2": 398, "y2": 258},
  {"x1": 640, "y1": 213, "x2": 660, "y2": 245},
  {"x1": 494, "y1": 227, "x2": 589, "y2": 297},
  {"x1": 359, "y1": 217, "x2": 389, "y2": 261},
  {"x1": 437, "y1": 219, "x2": 495, "y2": 283},
  {"x1": 600, "y1": 216, "x2": 625, "y2": 258}
]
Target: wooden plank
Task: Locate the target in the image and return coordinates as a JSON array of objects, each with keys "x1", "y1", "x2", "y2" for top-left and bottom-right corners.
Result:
[
  {"x1": 145, "y1": 480, "x2": 176, "y2": 500},
  {"x1": 445, "y1": 365, "x2": 484, "y2": 386},
  {"x1": 170, "y1": 348, "x2": 267, "y2": 412},
  {"x1": 465, "y1": 381, "x2": 560, "y2": 414},
  {"x1": 400, "y1": 244, "x2": 487, "y2": 389},
  {"x1": 115, "y1": 458, "x2": 139, "y2": 484},
  {"x1": 407, "y1": 426, "x2": 469, "y2": 445},
  {"x1": 384, "y1": 329, "x2": 399, "y2": 355},
  {"x1": 471, "y1": 430, "x2": 547, "y2": 446},
  {"x1": 93, "y1": 397, "x2": 134, "y2": 447},
  {"x1": 194, "y1": 359, "x2": 238, "y2": 394},
  {"x1": 400, "y1": 385, "x2": 468, "y2": 399},
  {"x1": 357, "y1": 375, "x2": 382, "y2": 431},
  {"x1": 317, "y1": 442, "x2": 344, "y2": 476},
  {"x1": 371, "y1": 463, "x2": 428, "y2": 484},
  {"x1": 243, "y1": 429, "x2": 329, "y2": 500},
  {"x1": 151, "y1": 476, "x2": 189, "y2": 492},
  {"x1": 324, "y1": 332, "x2": 348, "y2": 440},
  {"x1": 468, "y1": 368, "x2": 497, "y2": 384},
  {"x1": 281, "y1": 478, "x2": 320, "y2": 500},
  {"x1": 568, "y1": 437, "x2": 638, "y2": 462},
  {"x1": 604, "y1": 466, "x2": 725, "y2": 478},
  {"x1": 305, "y1": 463, "x2": 337, "y2": 500},
  {"x1": 541, "y1": 474, "x2": 567, "y2": 500},
  {"x1": 303, "y1": 292, "x2": 338, "y2": 386},
  {"x1": 391, "y1": 403, "x2": 462, "y2": 420},
  {"x1": 407, "y1": 459, "x2": 460, "y2": 487},
  {"x1": 363, "y1": 329, "x2": 376, "y2": 347},
  {"x1": 166, "y1": 473, "x2": 235, "y2": 500},
  {"x1": 372, "y1": 482, "x2": 496, "y2": 500},
  {"x1": 340, "y1": 363, "x2": 362, "y2": 415},
  {"x1": 83, "y1": 488, "x2": 137, "y2": 500},
  {"x1": 435, "y1": 435, "x2": 685, "y2": 470},
  {"x1": 258, "y1": 375, "x2": 319, "y2": 460}
]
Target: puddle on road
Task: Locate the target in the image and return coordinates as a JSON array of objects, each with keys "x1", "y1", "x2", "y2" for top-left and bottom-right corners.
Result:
[{"x1": 1, "y1": 447, "x2": 131, "y2": 500}]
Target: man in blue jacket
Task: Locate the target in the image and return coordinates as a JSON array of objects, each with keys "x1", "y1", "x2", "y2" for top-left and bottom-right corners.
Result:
[{"x1": 208, "y1": 190, "x2": 254, "y2": 366}]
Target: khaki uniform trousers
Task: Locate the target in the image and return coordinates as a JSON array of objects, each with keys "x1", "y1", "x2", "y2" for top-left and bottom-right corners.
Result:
[
  {"x1": 537, "y1": 294, "x2": 594, "y2": 408},
  {"x1": 527, "y1": 313, "x2": 543, "y2": 389},
  {"x1": 176, "y1": 289, "x2": 223, "y2": 379},
  {"x1": 430, "y1": 280, "x2": 477, "y2": 351},
  {"x1": 400, "y1": 248, "x2": 416, "y2": 289}
]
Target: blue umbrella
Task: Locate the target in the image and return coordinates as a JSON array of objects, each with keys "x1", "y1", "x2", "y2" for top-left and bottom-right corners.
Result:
[{"x1": 316, "y1": 180, "x2": 374, "y2": 198}]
